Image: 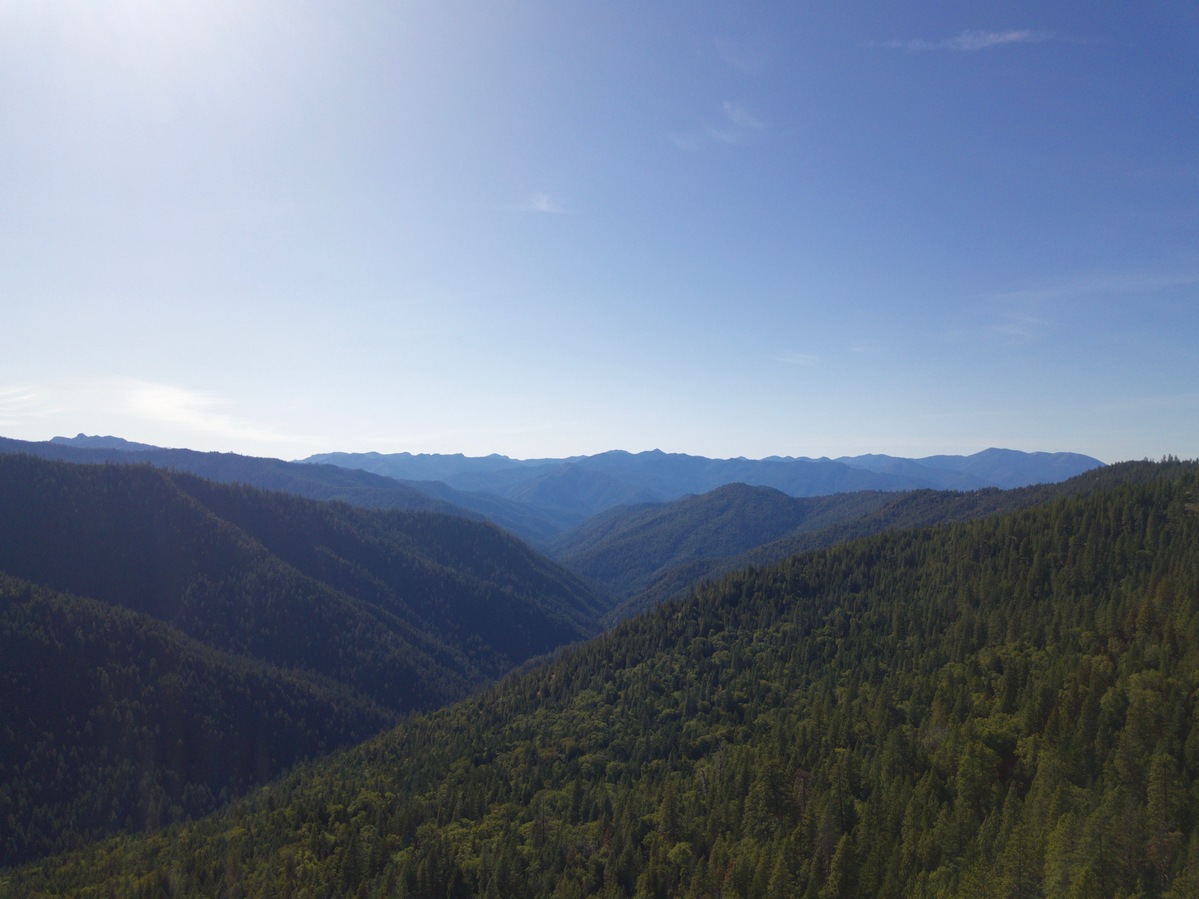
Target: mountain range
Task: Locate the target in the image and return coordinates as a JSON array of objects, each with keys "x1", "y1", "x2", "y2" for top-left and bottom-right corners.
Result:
[
  {"x1": 3, "y1": 435, "x2": 1110, "y2": 622},
  {"x1": 6, "y1": 458, "x2": 1197, "y2": 897},
  {"x1": 21, "y1": 437, "x2": 1105, "y2": 548},
  {"x1": 300, "y1": 446, "x2": 1106, "y2": 529},
  {"x1": 0, "y1": 431, "x2": 1131, "y2": 881}
]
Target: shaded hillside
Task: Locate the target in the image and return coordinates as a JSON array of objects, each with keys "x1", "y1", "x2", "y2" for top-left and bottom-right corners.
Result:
[
  {"x1": 610, "y1": 484, "x2": 1061, "y2": 620},
  {"x1": 0, "y1": 575, "x2": 394, "y2": 866},
  {"x1": 0, "y1": 454, "x2": 606, "y2": 864},
  {"x1": 506, "y1": 464, "x2": 662, "y2": 525},
  {"x1": 9, "y1": 460, "x2": 1198, "y2": 898},
  {"x1": 0, "y1": 455, "x2": 605, "y2": 706},
  {"x1": 166, "y1": 475, "x2": 605, "y2": 664},
  {"x1": 601, "y1": 464, "x2": 1160, "y2": 621},
  {"x1": 0, "y1": 437, "x2": 564, "y2": 546},
  {"x1": 551, "y1": 484, "x2": 895, "y2": 602},
  {"x1": 387, "y1": 477, "x2": 568, "y2": 545},
  {"x1": 1, "y1": 436, "x2": 457, "y2": 513}
]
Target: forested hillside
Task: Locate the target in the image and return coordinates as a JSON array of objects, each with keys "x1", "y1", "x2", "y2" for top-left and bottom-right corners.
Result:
[
  {"x1": 0, "y1": 435, "x2": 461, "y2": 515},
  {"x1": 0, "y1": 454, "x2": 605, "y2": 865},
  {"x1": 8, "y1": 459, "x2": 1197, "y2": 897},
  {"x1": 0, "y1": 575, "x2": 394, "y2": 865},
  {"x1": 550, "y1": 484, "x2": 894, "y2": 602},
  {"x1": 557, "y1": 475, "x2": 1093, "y2": 621},
  {"x1": 0, "y1": 436, "x2": 571, "y2": 544}
]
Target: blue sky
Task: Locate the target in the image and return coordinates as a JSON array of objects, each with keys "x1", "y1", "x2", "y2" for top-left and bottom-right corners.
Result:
[{"x1": 2, "y1": 1, "x2": 1197, "y2": 463}]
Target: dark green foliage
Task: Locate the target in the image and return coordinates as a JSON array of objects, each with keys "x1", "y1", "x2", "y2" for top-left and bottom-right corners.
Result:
[
  {"x1": 583, "y1": 483, "x2": 1049, "y2": 620},
  {"x1": 7, "y1": 460, "x2": 1198, "y2": 896},
  {"x1": 0, "y1": 453, "x2": 605, "y2": 866},
  {"x1": 550, "y1": 484, "x2": 892, "y2": 603},
  {"x1": 0, "y1": 454, "x2": 604, "y2": 703},
  {"x1": 609, "y1": 463, "x2": 1163, "y2": 620},
  {"x1": 0, "y1": 575, "x2": 394, "y2": 866}
]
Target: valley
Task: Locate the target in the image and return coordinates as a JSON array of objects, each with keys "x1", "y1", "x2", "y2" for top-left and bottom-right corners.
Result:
[{"x1": 1, "y1": 438, "x2": 1196, "y2": 897}]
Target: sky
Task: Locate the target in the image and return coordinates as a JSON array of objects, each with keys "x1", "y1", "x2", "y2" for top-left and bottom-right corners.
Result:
[{"x1": 2, "y1": 1, "x2": 1197, "y2": 464}]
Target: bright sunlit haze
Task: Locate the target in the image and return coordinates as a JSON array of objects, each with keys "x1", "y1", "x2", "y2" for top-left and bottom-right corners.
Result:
[{"x1": 3, "y1": 2, "x2": 1196, "y2": 463}]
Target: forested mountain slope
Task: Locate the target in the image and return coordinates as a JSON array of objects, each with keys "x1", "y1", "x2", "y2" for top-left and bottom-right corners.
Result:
[
  {"x1": 604, "y1": 480, "x2": 1084, "y2": 620},
  {"x1": 9, "y1": 460, "x2": 1197, "y2": 897},
  {"x1": 0, "y1": 455, "x2": 605, "y2": 700},
  {"x1": 0, "y1": 436, "x2": 565, "y2": 545},
  {"x1": 0, "y1": 436, "x2": 459, "y2": 514},
  {"x1": 0, "y1": 575, "x2": 395, "y2": 866},
  {"x1": 0, "y1": 454, "x2": 605, "y2": 865},
  {"x1": 550, "y1": 484, "x2": 895, "y2": 602}
]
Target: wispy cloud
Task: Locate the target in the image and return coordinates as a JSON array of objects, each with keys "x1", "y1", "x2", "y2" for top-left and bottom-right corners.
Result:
[
  {"x1": 0, "y1": 378, "x2": 299, "y2": 450},
  {"x1": 986, "y1": 309, "x2": 1050, "y2": 344},
  {"x1": 991, "y1": 271, "x2": 1199, "y2": 304},
  {"x1": 114, "y1": 378, "x2": 291, "y2": 445},
  {"x1": 963, "y1": 270, "x2": 1199, "y2": 345},
  {"x1": 1095, "y1": 392, "x2": 1199, "y2": 414},
  {"x1": 673, "y1": 100, "x2": 765, "y2": 150},
  {"x1": 714, "y1": 38, "x2": 766, "y2": 75},
  {"x1": 0, "y1": 386, "x2": 52, "y2": 426},
  {"x1": 873, "y1": 29, "x2": 1053, "y2": 52},
  {"x1": 520, "y1": 192, "x2": 572, "y2": 215}
]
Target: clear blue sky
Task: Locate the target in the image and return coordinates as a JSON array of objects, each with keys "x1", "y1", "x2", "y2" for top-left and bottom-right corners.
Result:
[{"x1": 3, "y1": 1, "x2": 1197, "y2": 463}]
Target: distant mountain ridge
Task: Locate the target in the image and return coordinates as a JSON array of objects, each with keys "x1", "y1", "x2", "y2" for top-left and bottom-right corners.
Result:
[
  {"x1": 49, "y1": 433, "x2": 158, "y2": 451},
  {"x1": 0, "y1": 436, "x2": 566, "y2": 544},
  {"x1": 301, "y1": 446, "x2": 1105, "y2": 520},
  {"x1": 835, "y1": 447, "x2": 1107, "y2": 489},
  {"x1": 32, "y1": 437, "x2": 1105, "y2": 543}
]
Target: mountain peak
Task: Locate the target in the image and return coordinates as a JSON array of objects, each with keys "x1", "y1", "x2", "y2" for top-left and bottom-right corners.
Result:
[{"x1": 50, "y1": 434, "x2": 158, "y2": 451}]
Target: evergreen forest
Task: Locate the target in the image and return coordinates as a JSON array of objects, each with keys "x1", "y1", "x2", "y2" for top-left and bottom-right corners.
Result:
[
  {"x1": 0, "y1": 453, "x2": 603, "y2": 866},
  {"x1": 4, "y1": 459, "x2": 1198, "y2": 897}
]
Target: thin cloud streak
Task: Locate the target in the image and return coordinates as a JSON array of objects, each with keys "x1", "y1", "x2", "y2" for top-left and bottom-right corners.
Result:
[
  {"x1": 714, "y1": 38, "x2": 766, "y2": 75},
  {"x1": 114, "y1": 378, "x2": 295, "y2": 446},
  {"x1": 1095, "y1": 392, "x2": 1199, "y2": 413},
  {"x1": 676, "y1": 100, "x2": 766, "y2": 149},
  {"x1": 950, "y1": 270, "x2": 1199, "y2": 347},
  {"x1": 992, "y1": 271, "x2": 1199, "y2": 304},
  {"x1": 721, "y1": 101, "x2": 762, "y2": 131},
  {"x1": 706, "y1": 100, "x2": 764, "y2": 144},
  {"x1": 0, "y1": 386, "x2": 51, "y2": 427},
  {"x1": 873, "y1": 29, "x2": 1053, "y2": 52},
  {"x1": 521, "y1": 193, "x2": 572, "y2": 214},
  {"x1": 0, "y1": 379, "x2": 295, "y2": 448}
]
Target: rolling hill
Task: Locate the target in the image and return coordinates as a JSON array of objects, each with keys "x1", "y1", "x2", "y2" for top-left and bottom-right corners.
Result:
[{"x1": 0, "y1": 574, "x2": 395, "y2": 865}]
